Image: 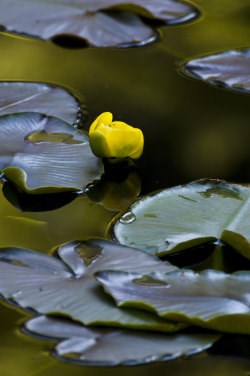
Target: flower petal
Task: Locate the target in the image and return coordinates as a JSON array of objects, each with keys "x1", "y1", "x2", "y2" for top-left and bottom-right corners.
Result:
[
  {"x1": 89, "y1": 129, "x2": 112, "y2": 158},
  {"x1": 89, "y1": 112, "x2": 113, "y2": 133},
  {"x1": 106, "y1": 128, "x2": 143, "y2": 158},
  {"x1": 129, "y1": 129, "x2": 144, "y2": 158},
  {"x1": 89, "y1": 113, "x2": 144, "y2": 159}
]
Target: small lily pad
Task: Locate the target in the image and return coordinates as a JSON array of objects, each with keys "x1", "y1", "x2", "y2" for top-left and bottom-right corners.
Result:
[
  {"x1": 24, "y1": 315, "x2": 220, "y2": 366},
  {"x1": 96, "y1": 269, "x2": 250, "y2": 334},
  {"x1": 0, "y1": 112, "x2": 103, "y2": 193},
  {"x1": 0, "y1": 81, "x2": 82, "y2": 124},
  {"x1": 112, "y1": 180, "x2": 250, "y2": 259},
  {"x1": 182, "y1": 49, "x2": 250, "y2": 94},
  {"x1": 0, "y1": 239, "x2": 180, "y2": 331},
  {"x1": 0, "y1": 0, "x2": 198, "y2": 47}
]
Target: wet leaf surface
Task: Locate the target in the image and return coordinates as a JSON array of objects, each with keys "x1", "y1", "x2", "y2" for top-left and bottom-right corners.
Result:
[
  {"x1": 0, "y1": 112, "x2": 103, "y2": 193},
  {"x1": 0, "y1": 81, "x2": 81, "y2": 124},
  {"x1": 0, "y1": 239, "x2": 180, "y2": 331},
  {"x1": 89, "y1": 0, "x2": 198, "y2": 24},
  {"x1": 182, "y1": 49, "x2": 250, "y2": 94},
  {"x1": 0, "y1": 0, "x2": 198, "y2": 47},
  {"x1": 112, "y1": 180, "x2": 250, "y2": 259},
  {"x1": 24, "y1": 315, "x2": 220, "y2": 366},
  {"x1": 96, "y1": 269, "x2": 250, "y2": 334}
]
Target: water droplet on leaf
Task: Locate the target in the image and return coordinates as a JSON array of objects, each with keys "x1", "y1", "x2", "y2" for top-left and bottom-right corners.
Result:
[
  {"x1": 12, "y1": 290, "x2": 22, "y2": 297},
  {"x1": 119, "y1": 211, "x2": 136, "y2": 224}
]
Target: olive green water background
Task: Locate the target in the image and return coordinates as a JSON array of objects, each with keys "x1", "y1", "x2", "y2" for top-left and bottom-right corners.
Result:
[{"x1": 0, "y1": 0, "x2": 250, "y2": 374}]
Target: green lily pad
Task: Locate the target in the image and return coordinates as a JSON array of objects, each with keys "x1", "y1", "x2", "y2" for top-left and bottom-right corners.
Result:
[
  {"x1": 0, "y1": 81, "x2": 82, "y2": 124},
  {"x1": 0, "y1": 112, "x2": 103, "y2": 193},
  {"x1": 182, "y1": 49, "x2": 250, "y2": 94},
  {"x1": 0, "y1": 0, "x2": 198, "y2": 47},
  {"x1": 96, "y1": 269, "x2": 250, "y2": 334},
  {"x1": 24, "y1": 315, "x2": 219, "y2": 366},
  {"x1": 0, "y1": 240, "x2": 181, "y2": 331},
  {"x1": 112, "y1": 180, "x2": 250, "y2": 259}
]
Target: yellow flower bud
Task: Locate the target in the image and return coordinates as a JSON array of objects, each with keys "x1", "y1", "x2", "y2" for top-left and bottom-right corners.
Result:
[{"x1": 89, "y1": 112, "x2": 144, "y2": 159}]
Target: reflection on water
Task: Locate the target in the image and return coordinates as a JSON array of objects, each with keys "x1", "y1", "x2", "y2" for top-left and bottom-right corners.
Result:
[{"x1": 0, "y1": 0, "x2": 249, "y2": 373}]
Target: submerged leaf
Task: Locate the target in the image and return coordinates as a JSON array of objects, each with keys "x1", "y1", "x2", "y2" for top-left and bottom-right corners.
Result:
[
  {"x1": 0, "y1": 0, "x2": 198, "y2": 47},
  {"x1": 0, "y1": 112, "x2": 103, "y2": 193},
  {"x1": 182, "y1": 49, "x2": 250, "y2": 94},
  {"x1": 0, "y1": 239, "x2": 180, "y2": 331},
  {"x1": 0, "y1": 81, "x2": 81, "y2": 124},
  {"x1": 0, "y1": 191, "x2": 116, "y2": 251},
  {"x1": 96, "y1": 269, "x2": 250, "y2": 334},
  {"x1": 112, "y1": 180, "x2": 250, "y2": 259},
  {"x1": 24, "y1": 315, "x2": 219, "y2": 366}
]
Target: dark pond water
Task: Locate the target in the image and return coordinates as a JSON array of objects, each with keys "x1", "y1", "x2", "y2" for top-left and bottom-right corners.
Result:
[{"x1": 0, "y1": 0, "x2": 250, "y2": 374}]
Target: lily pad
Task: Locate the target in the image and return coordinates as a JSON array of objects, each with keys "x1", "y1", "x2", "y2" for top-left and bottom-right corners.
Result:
[
  {"x1": 112, "y1": 180, "x2": 250, "y2": 259},
  {"x1": 0, "y1": 239, "x2": 181, "y2": 331},
  {"x1": 0, "y1": 0, "x2": 198, "y2": 47},
  {"x1": 0, "y1": 112, "x2": 103, "y2": 193},
  {"x1": 182, "y1": 49, "x2": 250, "y2": 94},
  {"x1": 96, "y1": 269, "x2": 250, "y2": 334},
  {"x1": 0, "y1": 81, "x2": 82, "y2": 124},
  {"x1": 24, "y1": 315, "x2": 219, "y2": 366},
  {"x1": 87, "y1": 0, "x2": 198, "y2": 24}
]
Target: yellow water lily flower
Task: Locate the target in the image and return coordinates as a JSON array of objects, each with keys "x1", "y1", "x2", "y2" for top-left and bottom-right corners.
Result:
[{"x1": 89, "y1": 112, "x2": 144, "y2": 159}]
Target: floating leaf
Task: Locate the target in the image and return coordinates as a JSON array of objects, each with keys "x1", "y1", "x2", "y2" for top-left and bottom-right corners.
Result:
[
  {"x1": 70, "y1": 0, "x2": 198, "y2": 24},
  {"x1": 96, "y1": 269, "x2": 250, "y2": 334},
  {"x1": 0, "y1": 0, "x2": 198, "y2": 47},
  {"x1": 0, "y1": 112, "x2": 103, "y2": 193},
  {"x1": 24, "y1": 315, "x2": 219, "y2": 366},
  {"x1": 182, "y1": 49, "x2": 250, "y2": 94},
  {"x1": 0, "y1": 240, "x2": 180, "y2": 331},
  {"x1": 112, "y1": 180, "x2": 250, "y2": 259},
  {"x1": 0, "y1": 81, "x2": 81, "y2": 124}
]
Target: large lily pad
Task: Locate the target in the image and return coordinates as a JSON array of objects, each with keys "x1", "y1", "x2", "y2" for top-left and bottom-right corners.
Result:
[
  {"x1": 0, "y1": 81, "x2": 81, "y2": 124},
  {"x1": 24, "y1": 315, "x2": 219, "y2": 366},
  {"x1": 0, "y1": 112, "x2": 103, "y2": 193},
  {"x1": 96, "y1": 269, "x2": 250, "y2": 334},
  {"x1": 182, "y1": 49, "x2": 250, "y2": 94},
  {"x1": 0, "y1": 240, "x2": 181, "y2": 331},
  {"x1": 112, "y1": 180, "x2": 250, "y2": 259},
  {"x1": 0, "y1": 0, "x2": 198, "y2": 47}
]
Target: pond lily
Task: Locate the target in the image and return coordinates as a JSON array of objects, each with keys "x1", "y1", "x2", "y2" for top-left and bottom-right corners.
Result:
[{"x1": 89, "y1": 112, "x2": 144, "y2": 159}]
